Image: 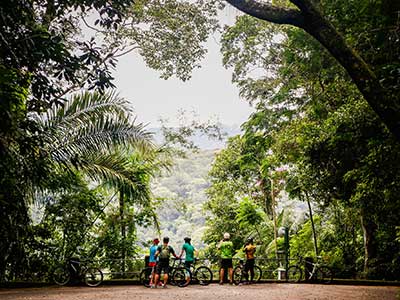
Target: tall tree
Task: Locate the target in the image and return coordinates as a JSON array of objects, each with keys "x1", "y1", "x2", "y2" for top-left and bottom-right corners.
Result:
[
  {"x1": 226, "y1": 0, "x2": 400, "y2": 140},
  {"x1": 220, "y1": 5, "x2": 400, "y2": 278}
]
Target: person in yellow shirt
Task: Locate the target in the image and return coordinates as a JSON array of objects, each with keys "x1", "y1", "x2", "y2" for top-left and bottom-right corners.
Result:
[{"x1": 243, "y1": 237, "x2": 256, "y2": 284}]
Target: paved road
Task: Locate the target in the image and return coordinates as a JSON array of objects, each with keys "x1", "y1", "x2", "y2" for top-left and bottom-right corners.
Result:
[{"x1": 0, "y1": 283, "x2": 398, "y2": 300}]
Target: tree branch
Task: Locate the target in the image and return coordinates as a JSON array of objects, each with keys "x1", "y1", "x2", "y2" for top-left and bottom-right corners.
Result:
[{"x1": 226, "y1": 0, "x2": 305, "y2": 27}]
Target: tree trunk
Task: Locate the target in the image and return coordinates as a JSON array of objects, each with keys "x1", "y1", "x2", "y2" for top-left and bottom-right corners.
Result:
[
  {"x1": 360, "y1": 213, "x2": 378, "y2": 278},
  {"x1": 270, "y1": 178, "x2": 279, "y2": 260},
  {"x1": 119, "y1": 190, "x2": 126, "y2": 276},
  {"x1": 225, "y1": 0, "x2": 400, "y2": 141},
  {"x1": 304, "y1": 192, "x2": 318, "y2": 257}
]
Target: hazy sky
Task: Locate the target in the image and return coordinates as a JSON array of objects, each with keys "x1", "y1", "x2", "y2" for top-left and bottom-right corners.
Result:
[{"x1": 112, "y1": 8, "x2": 253, "y2": 128}]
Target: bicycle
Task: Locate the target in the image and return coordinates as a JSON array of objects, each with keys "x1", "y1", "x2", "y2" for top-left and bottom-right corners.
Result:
[
  {"x1": 177, "y1": 258, "x2": 213, "y2": 287},
  {"x1": 53, "y1": 257, "x2": 103, "y2": 287},
  {"x1": 233, "y1": 259, "x2": 262, "y2": 285},
  {"x1": 140, "y1": 257, "x2": 186, "y2": 287},
  {"x1": 286, "y1": 256, "x2": 333, "y2": 283}
]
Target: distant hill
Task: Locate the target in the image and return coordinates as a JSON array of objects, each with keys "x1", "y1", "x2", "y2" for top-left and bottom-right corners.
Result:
[
  {"x1": 137, "y1": 149, "x2": 217, "y2": 250},
  {"x1": 147, "y1": 124, "x2": 242, "y2": 150}
]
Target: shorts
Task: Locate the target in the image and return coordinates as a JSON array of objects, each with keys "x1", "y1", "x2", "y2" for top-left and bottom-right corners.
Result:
[
  {"x1": 184, "y1": 261, "x2": 193, "y2": 277},
  {"x1": 148, "y1": 262, "x2": 157, "y2": 267},
  {"x1": 244, "y1": 259, "x2": 255, "y2": 272},
  {"x1": 184, "y1": 261, "x2": 193, "y2": 269},
  {"x1": 156, "y1": 260, "x2": 169, "y2": 275},
  {"x1": 220, "y1": 258, "x2": 233, "y2": 269}
]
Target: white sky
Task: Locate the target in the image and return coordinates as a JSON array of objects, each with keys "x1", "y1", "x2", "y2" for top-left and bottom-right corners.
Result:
[{"x1": 112, "y1": 7, "x2": 253, "y2": 128}]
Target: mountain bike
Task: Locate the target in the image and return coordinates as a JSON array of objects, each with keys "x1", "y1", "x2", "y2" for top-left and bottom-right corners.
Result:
[
  {"x1": 233, "y1": 259, "x2": 262, "y2": 285},
  {"x1": 53, "y1": 257, "x2": 103, "y2": 287},
  {"x1": 286, "y1": 256, "x2": 333, "y2": 283},
  {"x1": 140, "y1": 258, "x2": 186, "y2": 287},
  {"x1": 177, "y1": 258, "x2": 213, "y2": 287}
]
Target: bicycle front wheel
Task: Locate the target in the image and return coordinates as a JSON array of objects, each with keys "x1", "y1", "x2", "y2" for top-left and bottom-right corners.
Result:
[
  {"x1": 315, "y1": 266, "x2": 333, "y2": 284},
  {"x1": 194, "y1": 266, "x2": 213, "y2": 285},
  {"x1": 53, "y1": 266, "x2": 70, "y2": 286},
  {"x1": 286, "y1": 265, "x2": 302, "y2": 283},
  {"x1": 233, "y1": 266, "x2": 243, "y2": 285},
  {"x1": 84, "y1": 267, "x2": 103, "y2": 287},
  {"x1": 172, "y1": 267, "x2": 187, "y2": 287}
]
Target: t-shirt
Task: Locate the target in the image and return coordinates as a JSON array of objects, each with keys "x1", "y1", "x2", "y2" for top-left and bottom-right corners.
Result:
[
  {"x1": 182, "y1": 243, "x2": 195, "y2": 262},
  {"x1": 149, "y1": 245, "x2": 158, "y2": 263},
  {"x1": 244, "y1": 244, "x2": 256, "y2": 260},
  {"x1": 219, "y1": 240, "x2": 234, "y2": 259},
  {"x1": 157, "y1": 245, "x2": 175, "y2": 262}
]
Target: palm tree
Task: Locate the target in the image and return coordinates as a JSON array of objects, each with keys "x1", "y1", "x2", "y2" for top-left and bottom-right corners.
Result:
[{"x1": 33, "y1": 91, "x2": 171, "y2": 260}]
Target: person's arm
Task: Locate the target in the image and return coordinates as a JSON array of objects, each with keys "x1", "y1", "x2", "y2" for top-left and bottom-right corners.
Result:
[
  {"x1": 217, "y1": 240, "x2": 223, "y2": 249},
  {"x1": 170, "y1": 246, "x2": 179, "y2": 258},
  {"x1": 178, "y1": 247, "x2": 184, "y2": 258},
  {"x1": 154, "y1": 246, "x2": 161, "y2": 258}
]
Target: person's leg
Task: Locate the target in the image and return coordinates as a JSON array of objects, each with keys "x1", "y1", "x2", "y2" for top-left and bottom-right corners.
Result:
[
  {"x1": 219, "y1": 267, "x2": 225, "y2": 284},
  {"x1": 154, "y1": 264, "x2": 162, "y2": 287},
  {"x1": 149, "y1": 263, "x2": 155, "y2": 286},
  {"x1": 228, "y1": 259, "x2": 233, "y2": 284},
  {"x1": 249, "y1": 260, "x2": 255, "y2": 282},
  {"x1": 228, "y1": 267, "x2": 233, "y2": 284},
  {"x1": 244, "y1": 261, "x2": 250, "y2": 282},
  {"x1": 154, "y1": 273, "x2": 159, "y2": 287},
  {"x1": 185, "y1": 261, "x2": 191, "y2": 285},
  {"x1": 163, "y1": 265, "x2": 169, "y2": 286}
]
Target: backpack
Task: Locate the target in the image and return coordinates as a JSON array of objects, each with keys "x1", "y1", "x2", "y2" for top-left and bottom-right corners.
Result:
[{"x1": 159, "y1": 245, "x2": 170, "y2": 259}]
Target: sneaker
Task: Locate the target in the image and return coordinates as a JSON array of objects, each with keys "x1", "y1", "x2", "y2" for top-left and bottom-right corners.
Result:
[
  {"x1": 219, "y1": 282, "x2": 223, "y2": 285},
  {"x1": 162, "y1": 285, "x2": 167, "y2": 289},
  {"x1": 150, "y1": 284, "x2": 155, "y2": 289}
]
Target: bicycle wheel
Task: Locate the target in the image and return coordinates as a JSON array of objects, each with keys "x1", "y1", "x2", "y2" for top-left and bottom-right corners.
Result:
[
  {"x1": 53, "y1": 266, "x2": 70, "y2": 286},
  {"x1": 315, "y1": 266, "x2": 333, "y2": 284},
  {"x1": 194, "y1": 266, "x2": 213, "y2": 285},
  {"x1": 252, "y1": 265, "x2": 262, "y2": 282},
  {"x1": 140, "y1": 267, "x2": 153, "y2": 287},
  {"x1": 84, "y1": 267, "x2": 103, "y2": 287},
  {"x1": 172, "y1": 267, "x2": 187, "y2": 287},
  {"x1": 233, "y1": 266, "x2": 243, "y2": 285},
  {"x1": 286, "y1": 265, "x2": 302, "y2": 283}
]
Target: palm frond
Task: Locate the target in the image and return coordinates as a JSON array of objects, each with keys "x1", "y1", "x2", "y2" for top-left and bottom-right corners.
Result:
[{"x1": 44, "y1": 91, "x2": 131, "y2": 129}]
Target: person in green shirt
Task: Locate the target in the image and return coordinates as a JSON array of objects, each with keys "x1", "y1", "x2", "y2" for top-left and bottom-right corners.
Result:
[
  {"x1": 178, "y1": 237, "x2": 197, "y2": 286},
  {"x1": 217, "y1": 232, "x2": 234, "y2": 284}
]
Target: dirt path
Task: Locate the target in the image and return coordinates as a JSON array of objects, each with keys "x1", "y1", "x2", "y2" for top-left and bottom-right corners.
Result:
[{"x1": 0, "y1": 284, "x2": 398, "y2": 300}]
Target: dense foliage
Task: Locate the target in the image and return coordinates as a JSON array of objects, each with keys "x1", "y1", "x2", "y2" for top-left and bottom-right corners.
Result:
[
  {"x1": 0, "y1": 0, "x2": 218, "y2": 281},
  {"x1": 205, "y1": 0, "x2": 400, "y2": 279}
]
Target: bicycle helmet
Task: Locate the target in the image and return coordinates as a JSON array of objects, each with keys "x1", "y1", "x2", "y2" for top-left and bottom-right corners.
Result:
[
  {"x1": 223, "y1": 232, "x2": 230, "y2": 240},
  {"x1": 246, "y1": 237, "x2": 253, "y2": 243}
]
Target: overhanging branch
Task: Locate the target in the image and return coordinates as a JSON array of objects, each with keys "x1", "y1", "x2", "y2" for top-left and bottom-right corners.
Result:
[{"x1": 226, "y1": 0, "x2": 305, "y2": 27}]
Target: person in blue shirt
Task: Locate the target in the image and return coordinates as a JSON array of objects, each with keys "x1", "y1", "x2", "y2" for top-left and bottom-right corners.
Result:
[{"x1": 148, "y1": 238, "x2": 159, "y2": 288}]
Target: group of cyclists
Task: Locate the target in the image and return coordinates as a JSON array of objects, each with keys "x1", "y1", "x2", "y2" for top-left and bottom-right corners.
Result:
[
  {"x1": 147, "y1": 236, "x2": 196, "y2": 288},
  {"x1": 146, "y1": 233, "x2": 256, "y2": 288}
]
